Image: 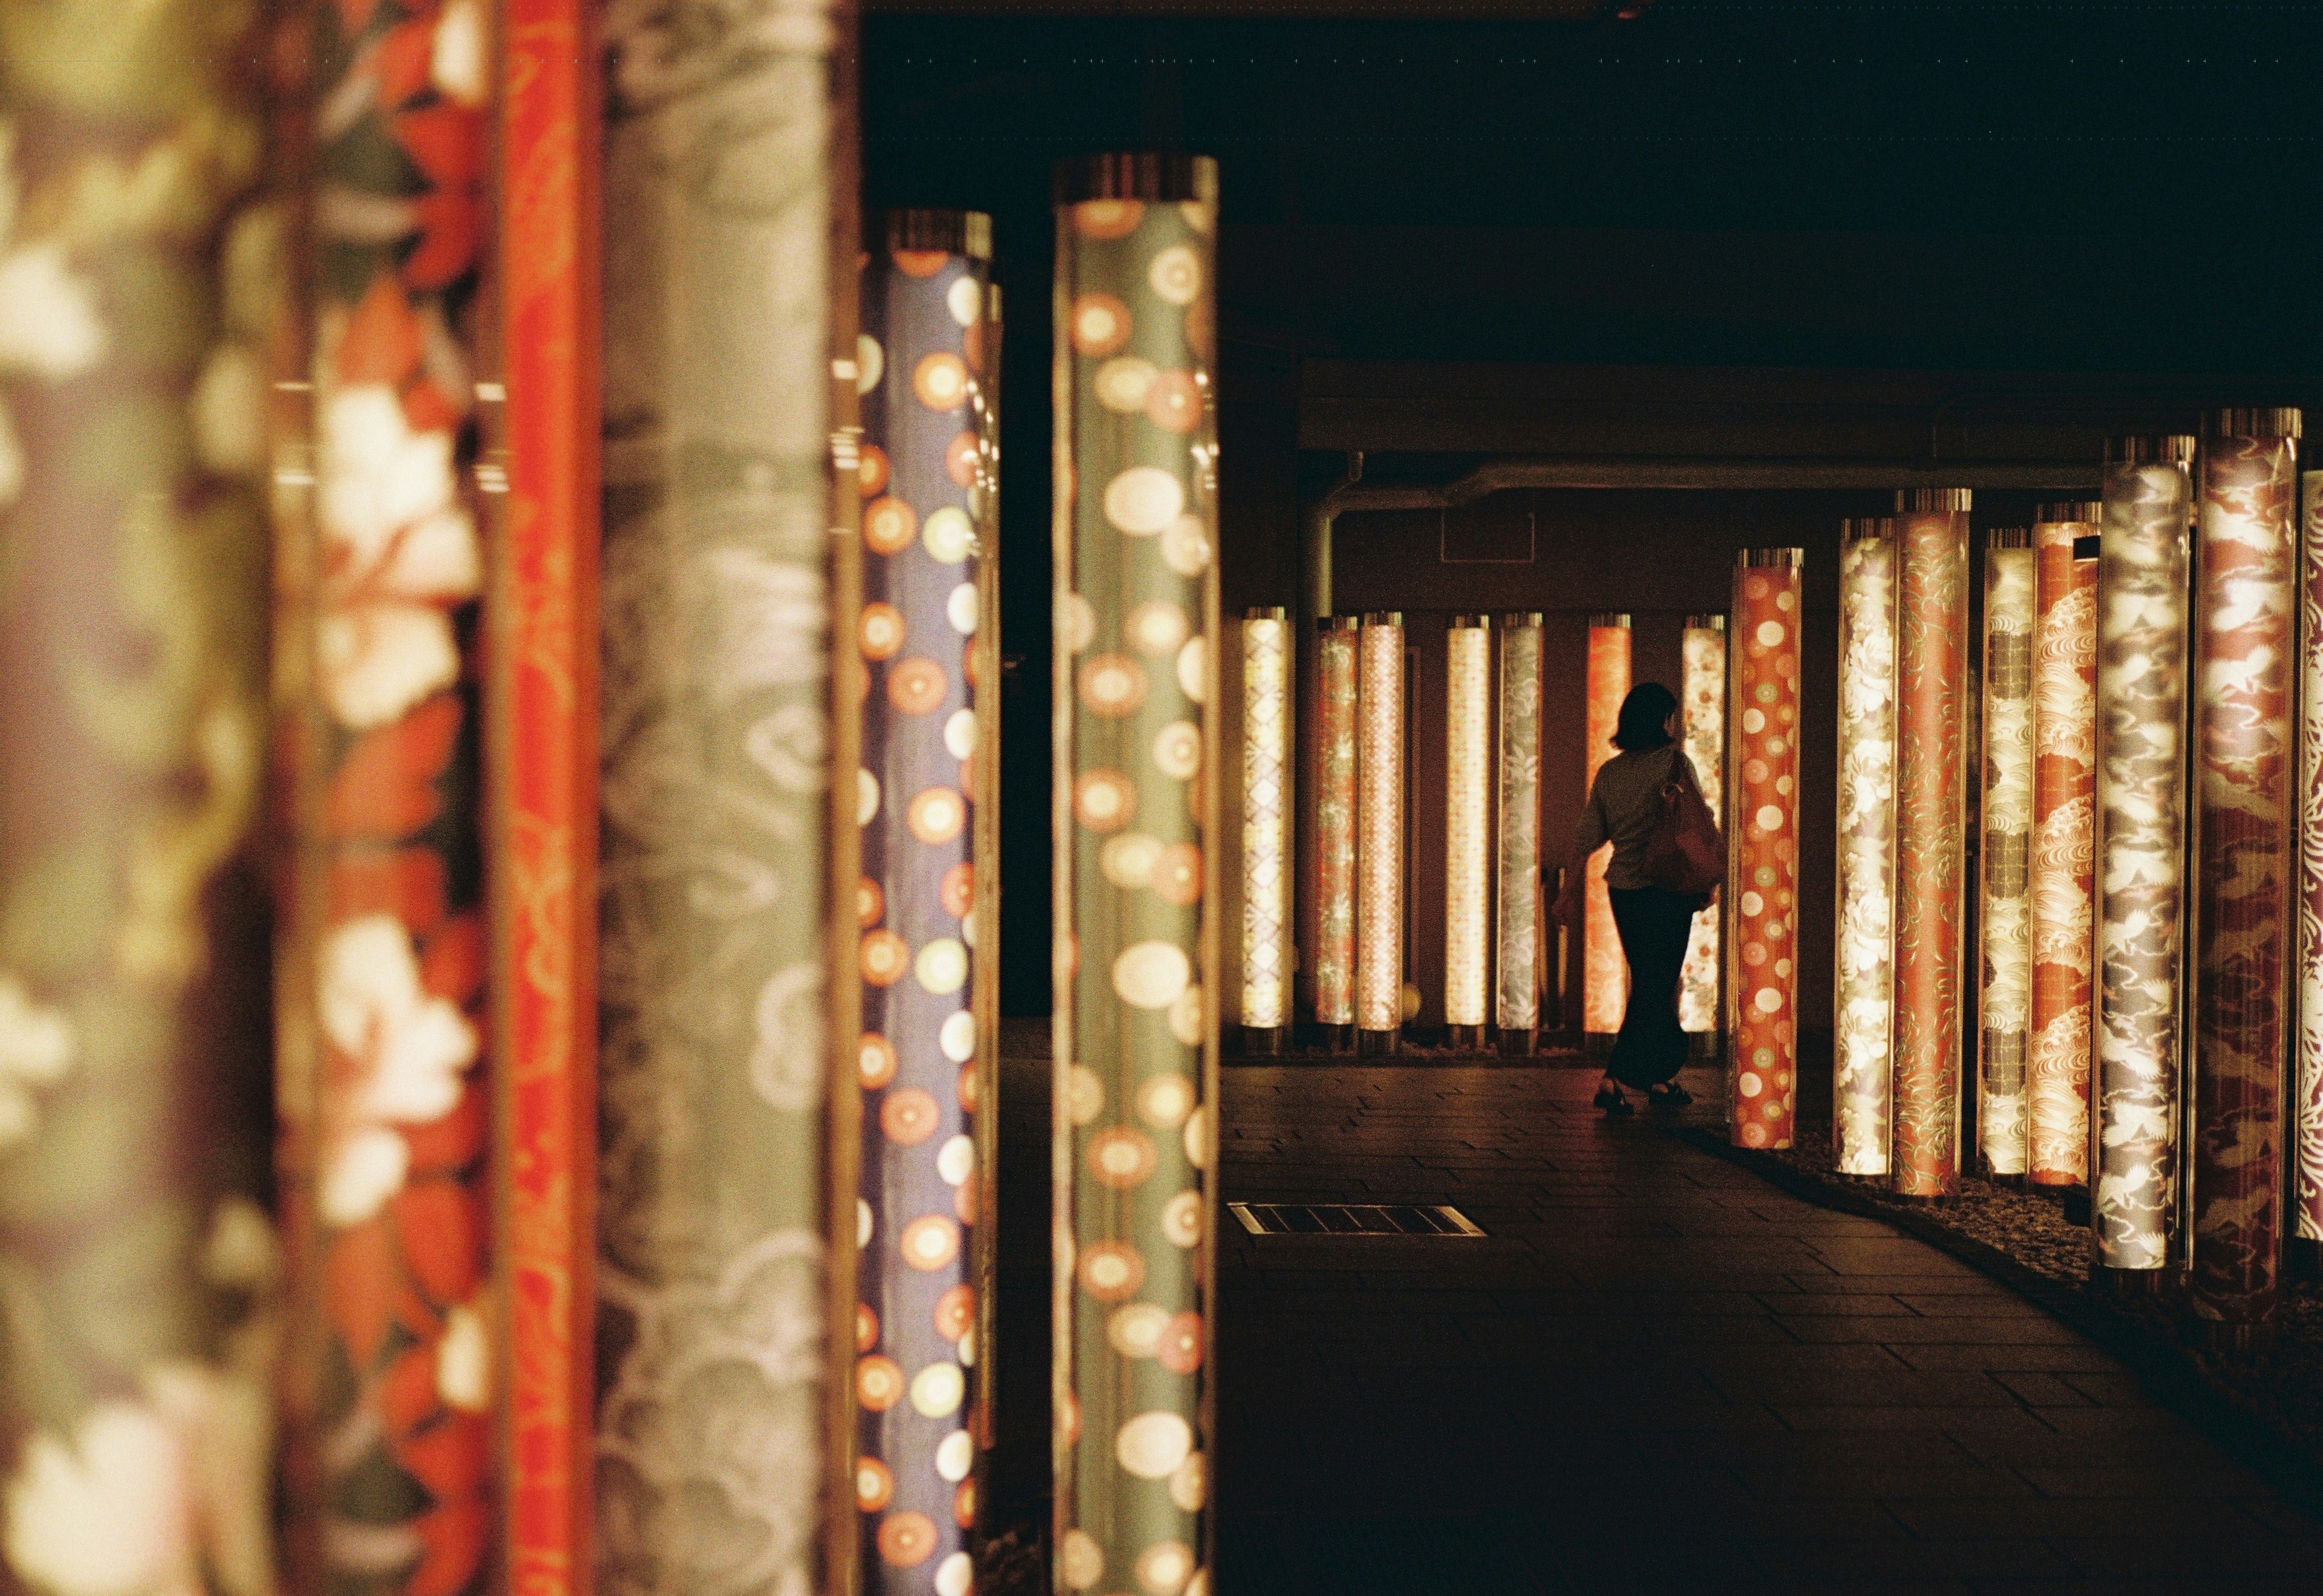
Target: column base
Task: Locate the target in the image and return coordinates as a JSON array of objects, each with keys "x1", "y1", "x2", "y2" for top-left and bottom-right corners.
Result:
[
  {"x1": 2060, "y1": 1187, "x2": 2092, "y2": 1227},
  {"x1": 1446, "y1": 1024, "x2": 1486, "y2": 1050},
  {"x1": 1310, "y1": 1022, "x2": 1354, "y2": 1054},
  {"x1": 1983, "y1": 1170, "x2": 2027, "y2": 1190},
  {"x1": 1495, "y1": 1026, "x2": 1538, "y2": 1058},
  {"x1": 2091, "y1": 1264, "x2": 2180, "y2": 1298},
  {"x1": 1684, "y1": 1030, "x2": 1721, "y2": 1062},
  {"x1": 2289, "y1": 1236, "x2": 2323, "y2": 1281},
  {"x1": 1355, "y1": 1027, "x2": 1399, "y2": 1057},
  {"x1": 1583, "y1": 1031, "x2": 1617, "y2": 1060},
  {"x1": 2191, "y1": 1318, "x2": 2276, "y2": 1356},
  {"x1": 1241, "y1": 1026, "x2": 1287, "y2": 1055}
]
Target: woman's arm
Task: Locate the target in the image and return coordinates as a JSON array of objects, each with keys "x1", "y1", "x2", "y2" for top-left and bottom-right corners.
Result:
[{"x1": 1550, "y1": 777, "x2": 1608, "y2": 926}]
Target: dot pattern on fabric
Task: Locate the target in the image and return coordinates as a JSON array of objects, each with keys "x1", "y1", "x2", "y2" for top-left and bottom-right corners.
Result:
[{"x1": 1729, "y1": 557, "x2": 1803, "y2": 1149}]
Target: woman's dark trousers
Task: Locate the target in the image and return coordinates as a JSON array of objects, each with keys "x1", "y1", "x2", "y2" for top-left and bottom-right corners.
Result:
[{"x1": 1605, "y1": 886, "x2": 1698, "y2": 1089}]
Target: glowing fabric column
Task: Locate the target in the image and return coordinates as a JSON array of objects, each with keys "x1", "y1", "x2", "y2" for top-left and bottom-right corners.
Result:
[
  {"x1": 1242, "y1": 608, "x2": 1292, "y2": 1050},
  {"x1": 283, "y1": 2, "x2": 499, "y2": 1581},
  {"x1": 1445, "y1": 616, "x2": 1494, "y2": 1046},
  {"x1": 2189, "y1": 411, "x2": 2301, "y2": 1343},
  {"x1": 1583, "y1": 614, "x2": 1634, "y2": 1041},
  {"x1": 2029, "y1": 503, "x2": 2100, "y2": 1189},
  {"x1": 1053, "y1": 154, "x2": 1219, "y2": 1596},
  {"x1": 1729, "y1": 553, "x2": 1805, "y2": 1146},
  {"x1": 1496, "y1": 614, "x2": 1546, "y2": 1053},
  {"x1": 1312, "y1": 617, "x2": 1361, "y2": 1043},
  {"x1": 594, "y1": 4, "x2": 861, "y2": 1587},
  {"x1": 857, "y1": 213, "x2": 994, "y2": 1592},
  {"x1": 1835, "y1": 521, "x2": 1900, "y2": 1175},
  {"x1": 2093, "y1": 435, "x2": 2196, "y2": 1272},
  {"x1": 1978, "y1": 530, "x2": 2036, "y2": 1176},
  {"x1": 2301, "y1": 469, "x2": 2323, "y2": 1243},
  {"x1": 0, "y1": 16, "x2": 279, "y2": 1589},
  {"x1": 1892, "y1": 490, "x2": 1973, "y2": 1197},
  {"x1": 969, "y1": 282, "x2": 1004, "y2": 1456},
  {"x1": 1356, "y1": 613, "x2": 1408, "y2": 1053},
  {"x1": 1679, "y1": 616, "x2": 1728, "y2": 1038}
]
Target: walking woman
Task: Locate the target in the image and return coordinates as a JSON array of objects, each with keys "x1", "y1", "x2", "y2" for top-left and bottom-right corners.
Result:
[{"x1": 1553, "y1": 682, "x2": 1713, "y2": 1115}]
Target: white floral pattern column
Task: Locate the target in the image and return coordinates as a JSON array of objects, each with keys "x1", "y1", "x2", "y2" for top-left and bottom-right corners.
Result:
[
  {"x1": 1835, "y1": 521, "x2": 1899, "y2": 1175},
  {"x1": 1679, "y1": 615, "x2": 1728, "y2": 1038},
  {"x1": 1978, "y1": 530, "x2": 2036, "y2": 1176},
  {"x1": 1242, "y1": 608, "x2": 1291, "y2": 1049},
  {"x1": 1445, "y1": 616, "x2": 1493, "y2": 1047}
]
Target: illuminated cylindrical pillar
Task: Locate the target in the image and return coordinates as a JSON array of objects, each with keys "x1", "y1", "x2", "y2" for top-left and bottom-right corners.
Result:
[
  {"x1": 1679, "y1": 616, "x2": 1728, "y2": 1040},
  {"x1": 1835, "y1": 521, "x2": 1900, "y2": 1176},
  {"x1": 1241, "y1": 608, "x2": 1292, "y2": 1050},
  {"x1": 593, "y1": 7, "x2": 861, "y2": 1588},
  {"x1": 1312, "y1": 616, "x2": 1361, "y2": 1043},
  {"x1": 1892, "y1": 490, "x2": 1973, "y2": 1197},
  {"x1": 1445, "y1": 616, "x2": 1494, "y2": 1046},
  {"x1": 1978, "y1": 529, "x2": 2036, "y2": 1176},
  {"x1": 1729, "y1": 552, "x2": 1805, "y2": 1147},
  {"x1": 1053, "y1": 154, "x2": 1219, "y2": 1596},
  {"x1": 2301, "y1": 468, "x2": 2323, "y2": 1243},
  {"x1": 0, "y1": 18, "x2": 279, "y2": 1591},
  {"x1": 2029, "y1": 503, "x2": 2101, "y2": 1188},
  {"x1": 2189, "y1": 409, "x2": 2301, "y2": 1344},
  {"x1": 969, "y1": 283, "x2": 1005, "y2": 1459},
  {"x1": 2093, "y1": 435, "x2": 2196, "y2": 1272},
  {"x1": 856, "y1": 212, "x2": 994, "y2": 1591},
  {"x1": 1356, "y1": 612, "x2": 1408, "y2": 1052},
  {"x1": 1583, "y1": 614, "x2": 1634, "y2": 1043},
  {"x1": 1496, "y1": 614, "x2": 1546, "y2": 1053}
]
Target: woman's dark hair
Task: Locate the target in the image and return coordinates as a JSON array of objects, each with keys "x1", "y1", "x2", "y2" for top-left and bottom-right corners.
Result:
[{"x1": 1612, "y1": 682, "x2": 1680, "y2": 751}]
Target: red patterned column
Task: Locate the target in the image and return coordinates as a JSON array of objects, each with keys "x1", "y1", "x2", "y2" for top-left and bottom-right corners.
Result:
[
  {"x1": 2189, "y1": 411, "x2": 2301, "y2": 1346},
  {"x1": 1583, "y1": 614, "x2": 1633, "y2": 1044},
  {"x1": 1728, "y1": 552, "x2": 1805, "y2": 1148},
  {"x1": 2300, "y1": 468, "x2": 2323, "y2": 1245},
  {"x1": 2028, "y1": 504, "x2": 2099, "y2": 1189},
  {"x1": 1311, "y1": 617, "x2": 1361, "y2": 1042},
  {"x1": 1891, "y1": 490, "x2": 1973, "y2": 1197}
]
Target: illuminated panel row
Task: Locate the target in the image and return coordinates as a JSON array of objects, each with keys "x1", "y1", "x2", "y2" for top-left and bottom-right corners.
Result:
[
  {"x1": 1834, "y1": 522, "x2": 1898, "y2": 1174},
  {"x1": 2028, "y1": 504, "x2": 2100, "y2": 1188},
  {"x1": 1978, "y1": 529, "x2": 2035, "y2": 1176},
  {"x1": 1679, "y1": 616, "x2": 1728, "y2": 1037},
  {"x1": 1583, "y1": 614, "x2": 1633, "y2": 1039},
  {"x1": 1729, "y1": 552, "x2": 1804, "y2": 1147}
]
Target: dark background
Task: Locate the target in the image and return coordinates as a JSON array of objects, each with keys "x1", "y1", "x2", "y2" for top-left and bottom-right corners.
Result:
[{"x1": 860, "y1": 0, "x2": 2323, "y2": 1024}]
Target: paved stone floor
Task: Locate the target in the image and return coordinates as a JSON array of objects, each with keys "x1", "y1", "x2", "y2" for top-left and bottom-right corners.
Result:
[{"x1": 988, "y1": 1045, "x2": 2323, "y2": 1593}]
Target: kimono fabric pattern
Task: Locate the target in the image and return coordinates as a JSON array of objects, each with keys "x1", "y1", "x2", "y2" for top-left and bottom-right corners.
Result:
[
  {"x1": 1053, "y1": 156, "x2": 1220, "y2": 1596},
  {"x1": 1496, "y1": 617, "x2": 1544, "y2": 1043},
  {"x1": 1354, "y1": 617, "x2": 1406, "y2": 1043},
  {"x1": 0, "y1": 4, "x2": 282, "y2": 1591},
  {"x1": 1678, "y1": 618, "x2": 1727, "y2": 1037},
  {"x1": 2301, "y1": 469, "x2": 2323, "y2": 1242},
  {"x1": 1582, "y1": 619, "x2": 1632, "y2": 1037},
  {"x1": 1978, "y1": 535, "x2": 2035, "y2": 1176},
  {"x1": 1728, "y1": 554, "x2": 1803, "y2": 1148},
  {"x1": 1311, "y1": 619, "x2": 1359, "y2": 1029},
  {"x1": 2028, "y1": 507, "x2": 2099, "y2": 1188},
  {"x1": 1834, "y1": 525, "x2": 1898, "y2": 1176}
]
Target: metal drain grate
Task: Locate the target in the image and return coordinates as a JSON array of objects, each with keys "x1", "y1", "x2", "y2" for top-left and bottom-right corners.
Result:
[{"x1": 1227, "y1": 1202, "x2": 1485, "y2": 1237}]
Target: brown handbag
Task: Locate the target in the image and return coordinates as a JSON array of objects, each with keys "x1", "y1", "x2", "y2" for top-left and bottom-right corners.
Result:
[{"x1": 1643, "y1": 754, "x2": 1723, "y2": 898}]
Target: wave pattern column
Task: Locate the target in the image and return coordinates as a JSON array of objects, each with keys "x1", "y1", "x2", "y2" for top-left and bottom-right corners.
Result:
[
  {"x1": 1053, "y1": 154, "x2": 1220, "y2": 1596},
  {"x1": 2029, "y1": 504, "x2": 2100, "y2": 1189},
  {"x1": 1730, "y1": 552, "x2": 1805, "y2": 1148},
  {"x1": 1835, "y1": 522, "x2": 1900, "y2": 1174},
  {"x1": 857, "y1": 213, "x2": 995, "y2": 1592},
  {"x1": 1892, "y1": 490, "x2": 1972, "y2": 1197},
  {"x1": 1241, "y1": 610, "x2": 1292, "y2": 1050},
  {"x1": 1445, "y1": 617, "x2": 1493, "y2": 1047},
  {"x1": 1312, "y1": 618, "x2": 1361, "y2": 1041},
  {"x1": 1583, "y1": 615, "x2": 1633, "y2": 1041},
  {"x1": 1496, "y1": 615, "x2": 1545, "y2": 1052},
  {"x1": 2301, "y1": 469, "x2": 2323, "y2": 1243},
  {"x1": 1679, "y1": 616, "x2": 1728, "y2": 1038},
  {"x1": 1356, "y1": 614, "x2": 1408, "y2": 1052},
  {"x1": 593, "y1": 2, "x2": 861, "y2": 1588},
  {"x1": 2093, "y1": 436, "x2": 2195, "y2": 1272},
  {"x1": 1979, "y1": 530, "x2": 2036, "y2": 1176},
  {"x1": 2189, "y1": 411, "x2": 2301, "y2": 1343},
  {"x1": 0, "y1": 10, "x2": 280, "y2": 1589}
]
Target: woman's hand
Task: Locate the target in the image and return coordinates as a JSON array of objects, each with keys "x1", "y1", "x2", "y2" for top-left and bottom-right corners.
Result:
[{"x1": 1550, "y1": 868, "x2": 1584, "y2": 928}]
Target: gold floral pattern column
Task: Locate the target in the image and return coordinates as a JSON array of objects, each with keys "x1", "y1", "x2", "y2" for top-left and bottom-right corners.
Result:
[
  {"x1": 1312, "y1": 617, "x2": 1360, "y2": 1044},
  {"x1": 1835, "y1": 521, "x2": 1899, "y2": 1176},
  {"x1": 1729, "y1": 553, "x2": 1805, "y2": 1147},
  {"x1": 2301, "y1": 469, "x2": 2323, "y2": 1244},
  {"x1": 2029, "y1": 503, "x2": 2100, "y2": 1190},
  {"x1": 1978, "y1": 530, "x2": 2036, "y2": 1176},
  {"x1": 1356, "y1": 613, "x2": 1407, "y2": 1052},
  {"x1": 1241, "y1": 609, "x2": 1291, "y2": 1050},
  {"x1": 1679, "y1": 615, "x2": 1728, "y2": 1040},
  {"x1": 0, "y1": 8, "x2": 280, "y2": 1588},
  {"x1": 1445, "y1": 616, "x2": 1492, "y2": 1047},
  {"x1": 1053, "y1": 154, "x2": 1219, "y2": 1596},
  {"x1": 1583, "y1": 614, "x2": 1633, "y2": 1043},
  {"x1": 2093, "y1": 435, "x2": 2195, "y2": 1272},
  {"x1": 2189, "y1": 410, "x2": 2300, "y2": 1344},
  {"x1": 1892, "y1": 490, "x2": 1972, "y2": 1198},
  {"x1": 1496, "y1": 614, "x2": 1545, "y2": 1053}
]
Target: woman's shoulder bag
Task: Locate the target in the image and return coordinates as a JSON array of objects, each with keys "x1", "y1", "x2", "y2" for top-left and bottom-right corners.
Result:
[{"x1": 1642, "y1": 751, "x2": 1723, "y2": 899}]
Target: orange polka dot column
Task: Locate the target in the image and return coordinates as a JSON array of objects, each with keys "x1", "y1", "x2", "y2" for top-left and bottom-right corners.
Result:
[
  {"x1": 1583, "y1": 614, "x2": 1633, "y2": 1043},
  {"x1": 855, "y1": 212, "x2": 996, "y2": 1595},
  {"x1": 1053, "y1": 154, "x2": 1220, "y2": 1596},
  {"x1": 1727, "y1": 552, "x2": 1805, "y2": 1147},
  {"x1": 1891, "y1": 490, "x2": 1974, "y2": 1197}
]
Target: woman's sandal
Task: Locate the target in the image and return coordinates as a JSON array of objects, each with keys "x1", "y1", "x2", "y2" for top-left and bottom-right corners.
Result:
[
  {"x1": 1593, "y1": 1083, "x2": 1635, "y2": 1118},
  {"x1": 1648, "y1": 1082, "x2": 1693, "y2": 1107}
]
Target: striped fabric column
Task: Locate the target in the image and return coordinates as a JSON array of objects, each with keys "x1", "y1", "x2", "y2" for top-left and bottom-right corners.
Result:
[
  {"x1": 1495, "y1": 614, "x2": 1546, "y2": 1053},
  {"x1": 1729, "y1": 552, "x2": 1806, "y2": 1148},
  {"x1": 1835, "y1": 521, "x2": 1900, "y2": 1175},
  {"x1": 855, "y1": 211, "x2": 996, "y2": 1592},
  {"x1": 1312, "y1": 617, "x2": 1362, "y2": 1044},
  {"x1": 1445, "y1": 616, "x2": 1494, "y2": 1047},
  {"x1": 1242, "y1": 609, "x2": 1292, "y2": 1051},
  {"x1": 1679, "y1": 616, "x2": 1728, "y2": 1039},
  {"x1": 2301, "y1": 469, "x2": 2323, "y2": 1245},
  {"x1": 2189, "y1": 410, "x2": 2301, "y2": 1345},
  {"x1": 592, "y1": 2, "x2": 861, "y2": 1588},
  {"x1": 1891, "y1": 490, "x2": 1973, "y2": 1198},
  {"x1": 1053, "y1": 154, "x2": 1220, "y2": 1596},
  {"x1": 2028, "y1": 503, "x2": 2100, "y2": 1190},
  {"x1": 0, "y1": 10, "x2": 279, "y2": 1588},
  {"x1": 1356, "y1": 613, "x2": 1408, "y2": 1052},
  {"x1": 1583, "y1": 614, "x2": 1634, "y2": 1043},
  {"x1": 2092, "y1": 435, "x2": 2196, "y2": 1273},
  {"x1": 1978, "y1": 529, "x2": 2036, "y2": 1176}
]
